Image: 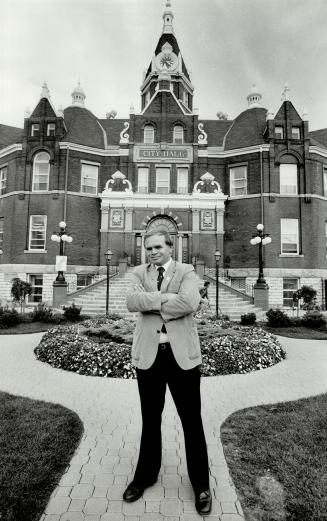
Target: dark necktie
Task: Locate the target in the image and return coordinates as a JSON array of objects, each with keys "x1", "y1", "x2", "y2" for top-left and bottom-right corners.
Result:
[
  {"x1": 157, "y1": 266, "x2": 165, "y2": 290},
  {"x1": 157, "y1": 267, "x2": 167, "y2": 334}
]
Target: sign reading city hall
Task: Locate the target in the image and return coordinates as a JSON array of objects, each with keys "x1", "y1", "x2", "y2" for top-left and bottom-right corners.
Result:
[{"x1": 134, "y1": 146, "x2": 193, "y2": 163}]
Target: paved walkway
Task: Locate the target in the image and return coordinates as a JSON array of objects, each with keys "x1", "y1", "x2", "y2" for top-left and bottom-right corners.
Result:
[{"x1": 0, "y1": 334, "x2": 326, "y2": 521}]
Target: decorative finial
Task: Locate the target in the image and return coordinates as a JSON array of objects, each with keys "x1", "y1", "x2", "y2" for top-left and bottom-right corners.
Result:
[
  {"x1": 24, "y1": 106, "x2": 31, "y2": 118},
  {"x1": 246, "y1": 84, "x2": 262, "y2": 108},
  {"x1": 40, "y1": 81, "x2": 50, "y2": 99},
  {"x1": 163, "y1": 0, "x2": 174, "y2": 34},
  {"x1": 281, "y1": 83, "x2": 291, "y2": 102},
  {"x1": 130, "y1": 103, "x2": 135, "y2": 114}
]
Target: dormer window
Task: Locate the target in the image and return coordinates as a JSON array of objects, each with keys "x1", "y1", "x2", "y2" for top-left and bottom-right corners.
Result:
[
  {"x1": 183, "y1": 90, "x2": 188, "y2": 107},
  {"x1": 144, "y1": 125, "x2": 154, "y2": 144},
  {"x1": 47, "y1": 123, "x2": 56, "y2": 136},
  {"x1": 145, "y1": 91, "x2": 151, "y2": 106},
  {"x1": 173, "y1": 125, "x2": 184, "y2": 144},
  {"x1": 291, "y1": 126, "x2": 301, "y2": 140},
  {"x1": 275, "y1": 126, "x2": 284, "y2": 139},
  {"x1": 31, "y1": 124, "x2": 40, "y2": 137}
]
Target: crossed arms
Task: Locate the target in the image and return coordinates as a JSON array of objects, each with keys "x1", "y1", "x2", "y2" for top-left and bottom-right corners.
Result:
[{"x1": 126, "y1": 269, "x2": 200, "y2": 321}]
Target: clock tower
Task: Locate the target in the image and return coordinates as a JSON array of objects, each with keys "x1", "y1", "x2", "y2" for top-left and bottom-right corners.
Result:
[{"x1": 140, "y1": 0, "x2": 194, "y2": 114}]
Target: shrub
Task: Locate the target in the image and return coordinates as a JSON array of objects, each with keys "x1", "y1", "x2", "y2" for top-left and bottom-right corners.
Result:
[
  {"x1": 301, "y1": 312, "x2": 326, "y2": 329},
  {"x1": 240, "y1": 312, "x2": 256, "y2": 326},
  {"x1": 31, "y1": 304, "x2": 54, "y2": 323},
  {"x1": 63, "y1": 303, "x2": 82, "y2": 322},
  {"x1": 266, "y1": 308, "x2": 292, "y2": 328},
  {"x1": 0, "y1": 307, "x2": 20, "y2": 328}
]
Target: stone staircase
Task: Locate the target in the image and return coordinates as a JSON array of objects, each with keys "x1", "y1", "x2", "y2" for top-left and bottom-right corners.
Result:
[
  {"x1": 64, "y1": 272, "x2": 266, "y2": 321},
  {"x1": 206, "y1": 284, "x2": 266, "y2": 321}
]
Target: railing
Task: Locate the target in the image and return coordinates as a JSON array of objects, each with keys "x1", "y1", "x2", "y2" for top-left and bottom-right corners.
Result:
[
  {"x1": 67, "y1": 265, "x2": 119, "y2": 294},
  {"x1": 203, "y1": 266, "x2": 254, "y2": 298}
]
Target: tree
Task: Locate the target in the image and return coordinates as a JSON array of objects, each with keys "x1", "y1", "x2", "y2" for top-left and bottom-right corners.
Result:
[
  {"x1": 11, "y1": 278, "x2": 32, "y2": 313},
  {"x1": 293, "y1": 285, "x2": 317, "y2": 311}
]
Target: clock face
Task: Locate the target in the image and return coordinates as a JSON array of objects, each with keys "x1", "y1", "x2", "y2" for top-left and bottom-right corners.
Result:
[{"x1": 156, "y1": 51, "x2": 177, "y2": 71}]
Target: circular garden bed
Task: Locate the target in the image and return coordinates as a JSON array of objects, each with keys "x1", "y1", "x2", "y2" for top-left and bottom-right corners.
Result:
[{"x1": 34, "y1": 316, "x2": 286, "y2": 378}]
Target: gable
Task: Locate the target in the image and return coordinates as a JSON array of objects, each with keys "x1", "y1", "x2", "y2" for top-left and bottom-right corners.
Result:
[
  {"x1": 30, "y1": 98, "x2": 57, "y2": 119},
  {"x1": 275, "y1": 101, "x2": 302, "y2": 122}
]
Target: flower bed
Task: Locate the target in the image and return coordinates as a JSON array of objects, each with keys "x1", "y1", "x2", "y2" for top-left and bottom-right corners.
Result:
[{"x1": 34, "y1": 318, "x2": 286, "y2": 379}]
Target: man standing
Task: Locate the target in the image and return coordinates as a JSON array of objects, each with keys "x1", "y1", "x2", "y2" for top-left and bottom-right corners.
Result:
[{"x1": 123, "y1": 229, "x2": 211, "y2": 516}]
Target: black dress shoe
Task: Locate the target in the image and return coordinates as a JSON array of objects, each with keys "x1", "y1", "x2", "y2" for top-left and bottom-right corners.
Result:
[
  {"x1": 123, "y1": 482, "x2": 145, "y2": 502},
  {"x1": 195, "y1": 489, "x2": 212, "y2": 516}
]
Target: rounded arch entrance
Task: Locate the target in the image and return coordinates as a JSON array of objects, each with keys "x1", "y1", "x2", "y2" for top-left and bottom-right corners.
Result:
[{"x1": 146, "y1": 216, "x2": 178, "y2": 260}]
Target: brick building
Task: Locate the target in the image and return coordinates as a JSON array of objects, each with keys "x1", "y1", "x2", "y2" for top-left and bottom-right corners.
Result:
[{"x1": 1, "y1": 1, "x2": 327, "y2": 309}]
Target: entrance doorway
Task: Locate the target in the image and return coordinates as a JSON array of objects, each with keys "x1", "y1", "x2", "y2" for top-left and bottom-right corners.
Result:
[{"x1": 134, "y1": 216, "x2": 188, "y2": 264}]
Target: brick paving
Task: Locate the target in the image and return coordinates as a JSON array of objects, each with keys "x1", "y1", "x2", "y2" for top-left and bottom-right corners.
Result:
[{"x1": 0, "y1": 333, "x2": 326, "y2": 520}]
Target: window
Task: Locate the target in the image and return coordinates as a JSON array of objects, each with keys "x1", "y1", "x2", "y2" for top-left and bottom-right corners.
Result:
[
  {"x1": 47, "y1": 123, "x2": 56, "y2": 136},
  {"x1": 137, "y1": 167, "x2": 149, "y2": 193},
  {"x1": 280, "y1": 163, "x2": 297, "y2": 195},
  {"x1": 0, "y1": 166, "x2": 7, "y2": 195},
  {"x1": 28, "y1": 274, "x2": 43, "y2": 303},
  {"x1": 32, "y1": 152, "x2": 50, "y2": 191},
  {"x1": 31, "y1": 124, "x2": 40, "y2": 137},
  {"x1": 77, "y1": 274, "x2": 93, "y2": 290},
  {"x1": 283, "y1": 278, "x2": 298, "y2": 307},
  {"x1": 230, "y1": 165, "x2": 247, "y2": 196},
  {"x1": 143, "y1": 125, "x2": 154, "y2": 144},
  {"x1": 29, "y1": 215, "x2": 47, "y2": 250},
  {"x1": 281, "y1": 218, "x2": 299, "y2": 254},
  {"x1": 291, "y1": 126, "x2": 300, "y2": 140},
  {"x1": 81, "y1": 163, "x2": 98, "y2": 194},
  {"x1": 177, "y1": 167, "x2": 188, "y2": 193},
  {"x1": 324, "y1": 166, "x2": 327, "y2": 197},
  {"x1": 0, "y1": 217, "x2": 3, "y2": 251},
  {"x1": 275, "y1": 126, "x2": 284, "y2": 139},
  {"x1": 145, "y1": 91, "x2": 151, "y2": 106},
  {"x1": 156, "y1": 167, "x2": 170, "y2": 193},
  {"x1": 173, "y1": 125, "x2": 184, "y2": 144}
]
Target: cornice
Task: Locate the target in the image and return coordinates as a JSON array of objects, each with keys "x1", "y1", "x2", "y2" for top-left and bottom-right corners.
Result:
[
  {"x1": 309, "y1": 145, "x2": 327, "y2": 159},
  {"x1": 59, "y1": 142, "x2": 128, "y2": 156},
  {"x1": 0, "y1": 144, "x2": 23, "y2": 159},
  {"x1": 198, "y1": 144, "x2": 270, "y2": 158}
]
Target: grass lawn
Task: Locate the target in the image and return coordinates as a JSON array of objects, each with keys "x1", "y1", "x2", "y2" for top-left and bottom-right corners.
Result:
[
  {"x1": 264, "y1": 325, "x2": 327, "y2": 340},
  {"x1": 0, "y1": 321, "x2": 73, "y2": 335},
  {"x1": 221, "y1": 393, "x2": 327, "y2": 521},
  {"x1": 0, "y1": 391, "x2": 83, "y2": 521}
]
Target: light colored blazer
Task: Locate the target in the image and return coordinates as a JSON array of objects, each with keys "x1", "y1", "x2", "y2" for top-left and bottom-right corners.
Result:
[{"x1": 126, "y1": 261, "x2": 201, "y2": 370}]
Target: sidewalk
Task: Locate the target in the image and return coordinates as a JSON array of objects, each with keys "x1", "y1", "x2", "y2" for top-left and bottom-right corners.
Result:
[{"x1": 0, "y1": 333, "x2": 326, "y2": 521}]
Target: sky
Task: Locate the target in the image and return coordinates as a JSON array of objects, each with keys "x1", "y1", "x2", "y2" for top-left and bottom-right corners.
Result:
[{"x1": 1, "y1": 0, "x2": 327, "y2": 131}]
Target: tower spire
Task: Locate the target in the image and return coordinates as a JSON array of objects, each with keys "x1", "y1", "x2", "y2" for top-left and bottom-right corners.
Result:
[{"x1": 162, "y1": 0, "x2": 174, "y2": 34}]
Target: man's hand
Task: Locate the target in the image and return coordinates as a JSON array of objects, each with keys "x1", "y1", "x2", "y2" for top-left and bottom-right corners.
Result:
[{"x1": 161, "y1": 293, "x2": 176, "y2": 304}]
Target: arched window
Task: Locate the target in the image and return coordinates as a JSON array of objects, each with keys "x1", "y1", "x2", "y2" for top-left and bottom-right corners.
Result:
[
  {"x1": 32, "y1": 152, "x2": 50, "y2": 191},
  {"x1": 279, "y1": 155, "x2": 298, "y2": 195},
  {"x1": 143, "y1": 125, "x2": 154, "y2": 144},
  {"x1": 173, "y1": 125, "x2": 184, "y2": 144}
]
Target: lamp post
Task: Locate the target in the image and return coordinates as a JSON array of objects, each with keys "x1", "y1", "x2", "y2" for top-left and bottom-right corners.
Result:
[
  {"x1": 105, "y1": 249, "x2": 113, "y2": 316},
  {"x1": 250, "y1": 224, "x2": 272, "y2": 310},
  {"x1": 214, "y1": 250, "x2": 221, "y2": 318},
  {"x1": 51, "y1": 221, "x2": 73, "y2": 282},
  {"x1": 250, "y1": 224, "x2": 272, "y2": 285}
]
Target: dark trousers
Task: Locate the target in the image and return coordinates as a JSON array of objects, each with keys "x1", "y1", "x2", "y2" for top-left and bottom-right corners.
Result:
[{"x1": 133, "y1": 343, "x2": 209, "y2": 494}]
